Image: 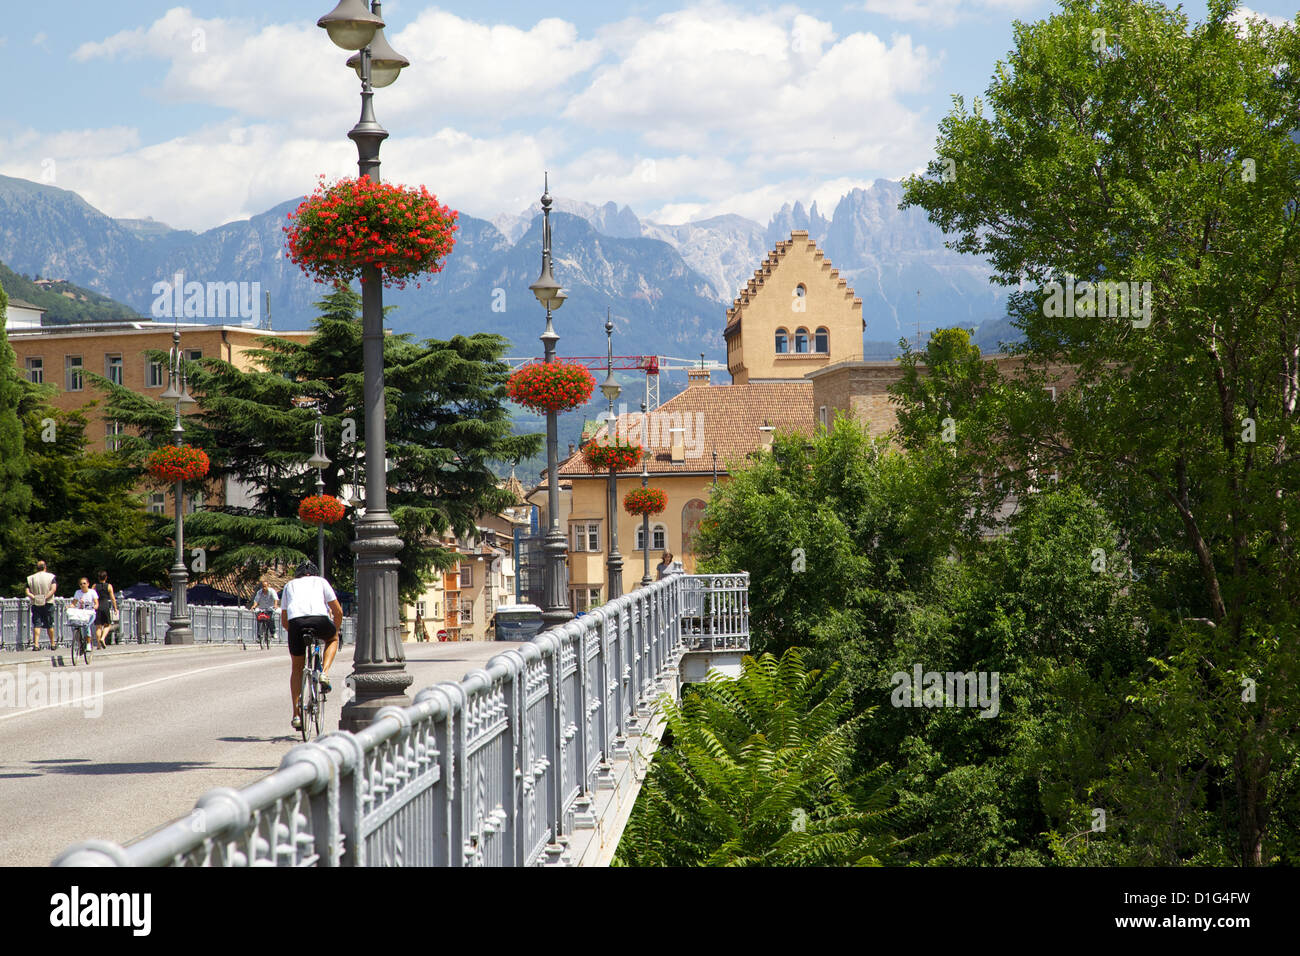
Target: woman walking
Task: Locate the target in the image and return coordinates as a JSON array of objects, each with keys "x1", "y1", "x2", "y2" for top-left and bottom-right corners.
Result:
[{"x1": 93, "y1": 570, "x2": 118, "y2": 649}]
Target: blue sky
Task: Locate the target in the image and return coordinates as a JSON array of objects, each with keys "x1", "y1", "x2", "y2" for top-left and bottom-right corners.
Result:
[{"x1": 0, "y1": 1, "x2": 1291, "y2": 231}]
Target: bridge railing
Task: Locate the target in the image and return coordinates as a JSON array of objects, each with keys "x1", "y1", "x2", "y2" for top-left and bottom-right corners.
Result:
[
  {"x1": 0, "y1": 597, "x2": 356, "y2": 649},
  {"x1": 52, "y1": 572, "x2": 749, "y2": 867}
]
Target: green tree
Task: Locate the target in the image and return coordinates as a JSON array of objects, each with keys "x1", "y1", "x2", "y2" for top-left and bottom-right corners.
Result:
[
  {"x1": 615, "y1": 649, "x2": 901, "y2": 866},
  {"x1": 95, "y1": 285, "x2": 540, "y2": 599},
  {"x1": 900, "y1": 0, "x2": 1300, "y2": 864},
  {"x1": 0, "y1": 278, "x2": 33, "y2": 580}
]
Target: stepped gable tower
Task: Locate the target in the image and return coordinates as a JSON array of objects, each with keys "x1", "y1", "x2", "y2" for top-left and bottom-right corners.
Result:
[{"x1": 722, "y1": 229, "x2": 865, "y2": 385}]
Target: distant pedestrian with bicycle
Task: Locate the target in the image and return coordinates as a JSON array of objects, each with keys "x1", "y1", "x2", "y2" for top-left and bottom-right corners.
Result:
[
  {"x1": 25, "y1": 560, "x2": 57, "y2": 651},
  {"x1": 250, "y1": 579, "x2": 279, "y2": 649}
]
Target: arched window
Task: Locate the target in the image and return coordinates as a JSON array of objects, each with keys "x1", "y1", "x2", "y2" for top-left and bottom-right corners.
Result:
[
  {"x1": 794, "y1": 284, "x2": 806, "y2": 299},
  {"x1": 637, "y1": 523, "x2": 668, "y2": 551},
  {"x1": 775, "y1": 328, "x2": 789, "y2": 353},
  {"x1": 815, "y1": 327, "x2": 829, "y2": 353},
  {"x1": 681, "y1": 499, "x2": 706, "y2": 555},
  {"x1": 794, "y1": 327, "x2": 809, "y2": 353}
]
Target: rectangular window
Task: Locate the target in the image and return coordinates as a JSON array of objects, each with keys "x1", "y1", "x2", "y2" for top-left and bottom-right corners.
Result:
[
  {"x1": 147, "y1": 493, "x2": 167, "y2": 515},
  {"x1": 64, "y1": 355, "x2": 83, "y2": 391},
  {"x1": 105, "y1": 420, "x2": 124, "y2": 452},
  {"x1": 589, "y1": 587, "x2": 602, "y2": 608},
  {"x1": 1044, "y1": 386, "x2": 1057, "y2": 402},
  {"x1": 459, "y1": 563, "x2": 473, "y2": 588},
  {"x1": 105, "y1": 353, "x2": 123, "y2": 385},
  {"x1": 570, "y1": 521, "x2": 601, "y2": 552},
  {"x1": 570, "y1": 589, "x2": 588, "y2": 614},
  {"x1": 146, "y1": 358, "x2": 165, "y2": 388},
  {"x1": 460, "y1": 600, "x2": 474, "y2": 624},
  {"x1": 187, "y1": 349, "x2": 202, "y2": 362},
  {"x1": 25, "y1": 357, "x2": 43, "y2": 384},
  {"x1": 819, "y1": 405, "x2": 828, "y2": 428},
  {"x1": 433, "y1": 602, "x2": 440, "y2": 618},
  {"x1": 653, "y1": 527, "x2": 666, "y2": 550}
]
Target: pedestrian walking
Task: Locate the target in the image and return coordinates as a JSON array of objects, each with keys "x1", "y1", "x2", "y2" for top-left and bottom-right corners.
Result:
[
  {"x1": 93, "y1": 570, "x2": 118, "y2": 649},
  {"x1": 656, "y1": 551, "x2": 675, "y2": 580},
  {"x1": 25, "y1": 560, "x2": 57, "y2": 651}
]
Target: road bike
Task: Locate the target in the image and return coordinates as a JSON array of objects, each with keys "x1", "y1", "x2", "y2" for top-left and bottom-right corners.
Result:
[
  {"x1": 298, "y1": 623, "x2": 330, "y2": 741},
  {"x1": 256, "y1": 611, "x2": 274, "y2": 650}
]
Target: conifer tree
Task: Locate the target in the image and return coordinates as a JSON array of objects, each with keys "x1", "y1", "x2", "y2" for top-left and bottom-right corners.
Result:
[
  {"x1": 0, "y1": 279, "x2": 33, "y2": 581},
  {"x1": 95, "y1": 285, "x2": 540, "y2": 598}
]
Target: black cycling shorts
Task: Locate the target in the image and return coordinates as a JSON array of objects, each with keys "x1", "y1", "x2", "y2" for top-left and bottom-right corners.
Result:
[{"x1": 287, "y1": 615, "x2": 337, "y2": 656}]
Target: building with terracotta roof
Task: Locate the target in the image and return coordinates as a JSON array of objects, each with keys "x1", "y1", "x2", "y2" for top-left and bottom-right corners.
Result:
[{"x1": 530, "y1": 229, "x2": 847, "y2": 611}]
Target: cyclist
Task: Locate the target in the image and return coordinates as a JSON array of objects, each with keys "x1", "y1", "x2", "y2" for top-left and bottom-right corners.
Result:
[
  {"x1": 249, "y1": 579, "x2": 280, "y2": 644},
  {"x1": 280, "y1": 561, "x2": 343, "y2": 733}
]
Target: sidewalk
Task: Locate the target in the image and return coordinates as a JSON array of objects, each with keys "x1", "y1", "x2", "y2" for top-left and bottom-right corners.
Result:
[{"x1": 0, "y1": 640, "x2": 246, "y2": 671}]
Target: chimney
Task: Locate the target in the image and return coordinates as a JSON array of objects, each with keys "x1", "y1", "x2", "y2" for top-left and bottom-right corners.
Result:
[
  {"x1": 688, "y1": 352, "x2": 710, "y2": 388},
  {"x1": 759, "y1": 419, "x2": 775, "y2": 454},
  {"x1": 567, "y1": 442, "x2": 575, "y2": 457},
  {"x1": 669, "y1": 427, "x2": 686, "y2": 464}
]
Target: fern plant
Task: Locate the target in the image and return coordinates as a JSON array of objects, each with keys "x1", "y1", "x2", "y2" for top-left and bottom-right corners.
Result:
[{"x1": 615, "y1": 648, "x2": 902, "y2": 866}]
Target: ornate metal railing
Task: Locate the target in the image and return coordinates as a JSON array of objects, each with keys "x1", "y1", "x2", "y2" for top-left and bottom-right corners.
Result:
[
  {"x1": 0, "y1": 597, "x2": 356, "y2": 649},
  {"x1": 52, "y1": 573, "x2": 749, "y2": 867}
]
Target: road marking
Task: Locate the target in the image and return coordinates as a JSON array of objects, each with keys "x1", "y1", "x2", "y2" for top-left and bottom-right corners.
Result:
[{"x1": 0, "y1": 656, "x2": 274, "y2": 722}]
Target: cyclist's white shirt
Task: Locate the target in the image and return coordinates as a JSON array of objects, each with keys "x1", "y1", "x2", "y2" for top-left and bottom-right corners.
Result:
[
  {"x1": 253, "y1": 587, "x2": 278, "y2": 610},
  {"x1": 281, "y1": 577, "x2": 338, "y2": 620}
]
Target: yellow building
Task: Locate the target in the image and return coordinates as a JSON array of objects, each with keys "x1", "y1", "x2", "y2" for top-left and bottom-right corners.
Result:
[
  {"x1": 5, "y1": 318, "x2": 313, "y2": 511},
  {"x1": 5, "y1": 318, "x2": 312, "y2": 449},
  {"x1": 535, "y1": 228, "x2": 863, "y2": 610},
  {"x1": 724, "y1": 230, "x2": 865, "y2": 384}
]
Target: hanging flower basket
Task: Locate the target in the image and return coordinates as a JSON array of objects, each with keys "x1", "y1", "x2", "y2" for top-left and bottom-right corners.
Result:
[
  {"x1": 299, "y1": 495, "x2": 346, "y2": 526},
  {"x1": 507, "y1": 362, "x2": 596, "y2": 414},
  {"x1": 146, "y1": 445, "x2": 209, "y2": 483},
  {"x1": 624, "y1": 487, "x2": 668, "y2": 517},
  {"x1": 583, "y1": 440, "x2": 643, "y2": 472},
  {"x1": 284, "y1": 175, "x2": 458, "y2": 291}
]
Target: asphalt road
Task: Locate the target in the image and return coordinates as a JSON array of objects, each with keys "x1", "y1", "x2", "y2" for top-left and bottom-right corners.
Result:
[{"x1": 0, "y1": 640, "x2": 523, "y2": 867}]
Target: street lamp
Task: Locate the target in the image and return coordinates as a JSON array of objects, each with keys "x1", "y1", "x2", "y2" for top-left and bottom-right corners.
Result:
[
  {"x1": 530, "y1": 175, "x2": 573, "y2": 628},
  {"x1": 601, "y1": 313, "x2": 623, "y2": 600},
  {"x1": 161, "y1": 329, "x2": 197, "y2": 644},
  {"x1": 317, "y1": 0, "x2": 413, "y2": 730},
  {"x1": 307, "y1": 405, "x2": 331, "y2": 574},
  {"x1": 639, "y1": 400, "x2": 652, "y2": 587}
]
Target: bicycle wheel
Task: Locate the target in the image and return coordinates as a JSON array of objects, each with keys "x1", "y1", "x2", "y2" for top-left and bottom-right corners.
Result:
[
  {"x1": 70, "y1": 631, "x2": 79, "y2": 666},
  {"x1": 82, "y1": 629, "x2": 92, "y2": 666},
  {"x1": 299, "y1": 665, "x2": 313, "y2": 742},
  {"x1": 310, "y1": 659, "x2": 324, "y2": 738}
]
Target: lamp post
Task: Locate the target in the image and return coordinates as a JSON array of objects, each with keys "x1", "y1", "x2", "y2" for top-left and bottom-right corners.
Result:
[
  {"x1": 317, "y1": 0, "x2": 413, "y2": 730},
  {"x1": 161, "y1": 329, "x2": 197, "y2": 644},
  {"x1": 639, "y1": 400, "x2": 652, "y2": 587},
  {"x1": 529, "y1": 176, "x2": 574, "y2": 628},
  {"x1": 307, "y1": 405, "x2": 331, "y2": 574},
  {"x1": 601, "y1": 315, "x2": 623, "y2": 600}
]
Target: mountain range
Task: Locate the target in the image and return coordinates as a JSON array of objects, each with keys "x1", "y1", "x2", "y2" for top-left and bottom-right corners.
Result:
[{"x1": 0, "y1": 173, "x2": 1017, "y2": 362}]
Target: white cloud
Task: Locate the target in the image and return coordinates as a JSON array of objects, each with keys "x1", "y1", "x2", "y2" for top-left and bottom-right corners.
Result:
[
  {"x1": 1230, "y1": 7, "x2": 1292, "y2": 29},
  {"x1": 27, "y1": 4, "x2": 942, "y2": 233},
  {"x1": 566, "y1": 5, "x2": 937, "y2": 186}
]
